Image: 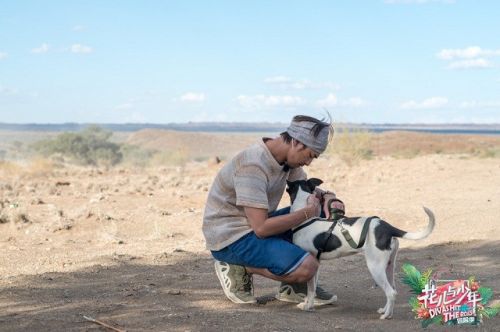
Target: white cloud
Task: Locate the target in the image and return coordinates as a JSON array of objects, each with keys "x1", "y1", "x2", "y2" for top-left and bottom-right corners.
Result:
[
  {"x1": 316, "y1": 93, "x2": 338, "y2": 108},
  {"x1": 264, "y1": 76, "x2": 339, "y2": 90},
  {"x1": 384, "y1": 0, "x2": 455, "y2": 4},
  {"x1": 115, "y1": 103, "x2": 133, "y2": 110},
  {"x1": 340, "y1": 97, "x2": 368, "y2": 108},
  {"x1": 70, "y1": 44, "x2": 93, "y2": 54},
  {"x1": 437, "y1": 46, "x2": 500, "y2": 60},
  {"x1": 0, "y1": 51, "x2": 8, "y2": 60},
  {"x1": 315, "y1": 94, "x2": 368, "y2": 108},
  {"x1": 31, "y1": 43, "x2": 50, "y2": 54},
  {"x1": 179, "y1": 92, "x2": 206, "y2": 103},
  {"x1": 447, "y1": 58, "x2": 492, "y2": 69},
  {"x1": 400, "y1": 97, "x2": 448, "y2": 109},
  {"x1": 459, "y1": 100, "x2": 500, "y2": 109},
  {"x1": 236, "y1": 94, "x2": 306, "y2": 108},
  {"x1": 437, "y1": 46, "x2": 500, "y2": 70}
]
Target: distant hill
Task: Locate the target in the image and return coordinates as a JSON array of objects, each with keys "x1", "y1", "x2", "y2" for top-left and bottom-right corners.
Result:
[
  {"x1": 0, "y1": 122, "x2": 499, "y2": 135},
  {"x1": 128, "y1": 129, "x2": 500, "y2": 160},
  {"x1": 126, "y1": 129, "x2": 263, "y2": 160}
]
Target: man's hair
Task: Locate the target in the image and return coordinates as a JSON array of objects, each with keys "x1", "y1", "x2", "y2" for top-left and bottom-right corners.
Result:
[{"x1": 280, "y1": 114, "x2": 334, "y2": 144}]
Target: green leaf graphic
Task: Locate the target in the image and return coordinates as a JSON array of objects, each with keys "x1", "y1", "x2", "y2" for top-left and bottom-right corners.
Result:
[
  {"x1": 483, "y1": 306, "x2": 500, "y2": 318},
  {"x1": 421, "y1": 318, "x2": 433, "y2": 328},
  {"x1": 477, "y1": 287, "x2": 493, "y2": 305},
  {"x1": 409, "y1": 296, "x2": 420, "y2": 310},
  {"x1": 420, "y1": 268, "x2": 433, "y2": 290},
  {"x1": 401, "y1": 263, "x2": 423, "y2": 294},
  {"x1": 431, "y1": 315, "x2": 443, "y2": 325}
]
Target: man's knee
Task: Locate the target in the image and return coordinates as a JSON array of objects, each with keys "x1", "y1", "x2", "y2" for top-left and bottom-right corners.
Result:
[{"x1": 286, "y1": 255, "x2": 318, "y2": 283}]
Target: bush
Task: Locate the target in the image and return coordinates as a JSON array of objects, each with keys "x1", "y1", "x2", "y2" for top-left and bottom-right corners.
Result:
[
  {"x1": 31, "y1": 125, "x2": 122, "y2": 166},
  {"x1": 327, "y1": 127, "x2": 374, "y2": 166},
  {"x1": 150, "y1": 149, "x2": 189, "y2": 167},
  {"x1": 120, "y1": 144, "x2": 156, "y2": 167}
]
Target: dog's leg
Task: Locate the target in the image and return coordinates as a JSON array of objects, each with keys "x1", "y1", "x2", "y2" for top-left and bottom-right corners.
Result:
[
  {"x1": 387, "y1": 238, "x2": 399, "y2": 289},
  {"x1": 384, "y1": 238, "x2": 399, "y2": 318},
  {"x1": 376, "y1": 238, "x2": 399, "y2": 315},
  {"x1": 365, "y1": 248, "x2": 397, "y2": 319},
  {"x1": 297, "y1": 271, "x2": 318, "y2": 311}
]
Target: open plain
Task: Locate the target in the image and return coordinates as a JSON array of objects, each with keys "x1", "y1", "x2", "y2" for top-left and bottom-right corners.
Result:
[{"x1": 1, "y1": 130, "x2": 499, "y2": 331}]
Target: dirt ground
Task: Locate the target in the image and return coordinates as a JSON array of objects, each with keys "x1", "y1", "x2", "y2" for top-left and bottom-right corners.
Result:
[{"x1": 1, "y1": 134, "x2": 500, "y2": 331}]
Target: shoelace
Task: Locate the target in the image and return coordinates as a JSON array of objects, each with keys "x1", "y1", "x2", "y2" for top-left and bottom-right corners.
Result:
[{"x1": 239, "y1": 274, "x2": 253, "y2": 294}]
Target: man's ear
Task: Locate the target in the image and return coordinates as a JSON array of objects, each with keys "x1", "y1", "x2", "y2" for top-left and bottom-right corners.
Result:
[
  {"x1": 292, "y1": 139, "x2": 306, "y2": 150},
  {"x1": 307, "y1": 178, "x2": 323, "y2": 190},
  {"x1": 296, "y1": 140, "x2": 307, "y2": 150}
]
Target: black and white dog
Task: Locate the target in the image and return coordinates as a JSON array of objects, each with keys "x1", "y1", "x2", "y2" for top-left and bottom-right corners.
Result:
[{"x1": 287, "y1": 178, "x2": 435, "y2": 319}]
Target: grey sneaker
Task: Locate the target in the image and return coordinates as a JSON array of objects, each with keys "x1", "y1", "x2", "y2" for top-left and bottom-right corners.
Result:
[
  {"x1": 276, "y1": 282, "x2": 337, "y2": 305},
  {"x1": 214, "y1": 260, "x2": 256, "y2": 304}
]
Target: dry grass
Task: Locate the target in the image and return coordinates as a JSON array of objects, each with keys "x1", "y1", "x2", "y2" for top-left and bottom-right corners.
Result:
[
  {"x1": 0, "y1": 158, "x2": 56, "y2": 179},
  {"x1": 0, "y1": 160, "x2": 23, "y2": 178},
  {"x1": 26, "y1": 158, "x2": 57, "y2": 177},
  {"x1": 369, "y1": 131, "x2": 500, "y2": 158},
  {"x1": 326, "y1": 129, "x2": 500, "y2": 165},
  {"x1": 126, "y1": 129, "x2": 263, "y2": 162},
  {"x1": 150, "y1": 149, "x2": 190, "y2": 167},
  {"x1": 326, "y1": 127, "x2": 374, "y2": 166}
]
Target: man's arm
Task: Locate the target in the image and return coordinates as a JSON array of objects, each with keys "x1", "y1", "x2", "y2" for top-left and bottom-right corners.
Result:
[{"x1": 244, "y1": 194, "x2": 321, "y2": 238}]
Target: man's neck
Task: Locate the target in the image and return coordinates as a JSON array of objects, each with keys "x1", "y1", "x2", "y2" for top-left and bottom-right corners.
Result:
[{"x1": 264, "y1": 137, "x2": 289, "y2": 165}]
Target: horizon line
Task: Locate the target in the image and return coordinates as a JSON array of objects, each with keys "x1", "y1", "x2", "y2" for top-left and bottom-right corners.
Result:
[{"x1": 1, "y1": 121, "x2": 499, "y2": 126}]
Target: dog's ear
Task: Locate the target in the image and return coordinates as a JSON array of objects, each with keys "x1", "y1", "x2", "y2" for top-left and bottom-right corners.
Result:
[
  {"x1": 307, "y1": 178, "x2": 323, "y2": 190},
  {"x1": 286, "y1": 180, "x2": 298, "y2": 195},
  {"x1": 286, "y1": 180, "x2": 300, "y2": 204}
]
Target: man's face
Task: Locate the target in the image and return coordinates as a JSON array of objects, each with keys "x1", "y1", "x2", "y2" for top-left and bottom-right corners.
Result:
[{"x1": 287, "y1": 141, "x2": 319, "y2": 168}]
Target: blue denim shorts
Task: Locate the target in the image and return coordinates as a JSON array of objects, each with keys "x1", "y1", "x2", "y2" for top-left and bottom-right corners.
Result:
[{"x1": 211, "y1": 207, "x2": 309, "y2": 276}]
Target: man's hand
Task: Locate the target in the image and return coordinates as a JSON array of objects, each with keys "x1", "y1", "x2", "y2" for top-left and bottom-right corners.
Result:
[
  {"x1": 306, "y1": 194, "x2": 321, "y2": 217},
  {"x1": 313, "y1": 188, "x2": 345, "y2": 219}
]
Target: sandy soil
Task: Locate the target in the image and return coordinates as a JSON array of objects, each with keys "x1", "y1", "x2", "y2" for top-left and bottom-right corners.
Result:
[{"x1": 1, "y1": 136, "x2": 500, "y2": 331}]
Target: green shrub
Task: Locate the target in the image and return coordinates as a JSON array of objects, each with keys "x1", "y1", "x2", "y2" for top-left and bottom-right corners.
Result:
[{"x1": 31, "y1": 125, "x2": 122, "y2": 166}]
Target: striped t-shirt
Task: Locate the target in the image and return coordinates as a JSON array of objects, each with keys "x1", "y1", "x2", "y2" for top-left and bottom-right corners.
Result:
[{"x1": 202, "y1": 139, "x2": 306, "y2": 251}]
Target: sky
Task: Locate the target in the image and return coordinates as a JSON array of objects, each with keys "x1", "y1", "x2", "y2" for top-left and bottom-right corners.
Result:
[{"x1": 1, "y1": 0, "x2": 500, "y2": 124}]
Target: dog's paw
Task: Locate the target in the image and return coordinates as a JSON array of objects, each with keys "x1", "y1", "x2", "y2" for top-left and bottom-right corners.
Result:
[
  {"x1": 379, "y1": 313, "x2": 393, "y2": 320},
  {"x1": 377, "y1": 307, "x2": 385, "y2": 314},
  {"x1": 297, "y1": 302, "x2": 315, "y2": 311}
]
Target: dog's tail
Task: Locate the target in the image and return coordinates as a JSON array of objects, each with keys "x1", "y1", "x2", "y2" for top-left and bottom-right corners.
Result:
[{"x1": 400, "y1": 207, "x2": 435, "y2": 240}]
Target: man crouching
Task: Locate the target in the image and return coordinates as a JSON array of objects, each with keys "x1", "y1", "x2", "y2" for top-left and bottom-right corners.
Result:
[{"x1": 202, "y1": 114, "x2": 336, "y2": 305}]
